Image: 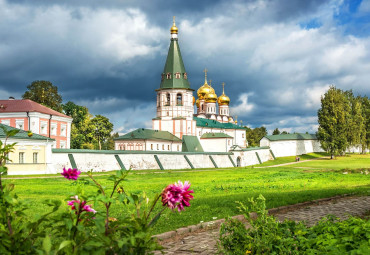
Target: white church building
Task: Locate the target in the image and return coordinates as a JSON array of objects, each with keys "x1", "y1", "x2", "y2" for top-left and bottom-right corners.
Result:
[{"x1": 115, "y1": 18, "x2": 246, "y2": 153}]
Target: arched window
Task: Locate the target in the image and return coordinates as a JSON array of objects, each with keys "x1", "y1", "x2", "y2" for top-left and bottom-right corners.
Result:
[
  {"x1": 175, "y1": 72, "x2": 181, "y2": 79},
  {"x1": 168, "y1": 145, "x2": 170, "y2": 150},
  {"x1": 177, "y1": 93, "x2": 182, "y2": 106},
  {"x1": 162, "y1": 144, "x2": 164, "y2": 150},
  {"x1": 151, "y1": 144, "x2": 153, "y2": 150},
  {"x1": 166, "y1": 93, "x2": 171, "y2": 106},
  {"x1": 123, "y1": 144, "x2": 125, "y2": 150},
  {"x1": 201, "y1": 104, "x2": 204, "y2": 111},
  {"x1": 166, "y1": 73, "x2": 171, "y2": 79},
  {"x1": 183, "y1": 73, "x2": 187, "y2": 79}
]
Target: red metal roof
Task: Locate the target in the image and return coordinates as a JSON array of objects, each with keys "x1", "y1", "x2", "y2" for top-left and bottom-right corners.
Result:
[{"x1": 0, "y1": 99, "x2": 72, "y2": 119}]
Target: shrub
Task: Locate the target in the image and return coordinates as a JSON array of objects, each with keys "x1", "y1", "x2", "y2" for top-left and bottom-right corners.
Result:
[{"x1": 218, "y1": 195, "x2": 370, "y2": 254}]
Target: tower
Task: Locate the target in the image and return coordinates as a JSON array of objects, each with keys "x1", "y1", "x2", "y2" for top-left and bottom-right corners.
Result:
[
  {"x1": 218, "y1": 82, "x2": 231, "y2": 122},
  {"x1": 152, "y1": 17, "x2": 196, "y2": 138}
]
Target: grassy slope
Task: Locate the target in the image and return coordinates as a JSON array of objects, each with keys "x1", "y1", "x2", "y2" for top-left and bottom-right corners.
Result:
[
  {"x1": 3, "y1": 154, "x2": 370, "y2": 234},
  {"x1": 255, "y1": 152, "x2": 330, "y2": 167}
]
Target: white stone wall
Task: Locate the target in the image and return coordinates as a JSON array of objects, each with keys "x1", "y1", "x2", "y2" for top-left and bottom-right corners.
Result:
[
  {"x1": 19, "y1": 147, "x2": 272, "y2": 175},
  {"x1": 261, "y1": 138, "x2": 324, "y2": 157},
  {"x1": 212, "y1": 154, "x2": 234, "y2": 168},
  {"x1": 157, "y1": 154, "x2": 190, "y2": 169},
  {"x1": 186, "y1": 154, "x2": 214, "y2": 168}
]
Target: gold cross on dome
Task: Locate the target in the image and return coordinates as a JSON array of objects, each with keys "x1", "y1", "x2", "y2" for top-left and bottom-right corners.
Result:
[
  {"x1": 203, "y1": 68, "x2": 208, "y2": 81},
  {"x1": 222, "y1": 82, "x2": 225, "y2": 94},
  {"x1": 173, "y1": 16, "x2": 176, "y2": 24},
  {"x1": 209, "y1": 79, "x2": 212, "y2": 86}
]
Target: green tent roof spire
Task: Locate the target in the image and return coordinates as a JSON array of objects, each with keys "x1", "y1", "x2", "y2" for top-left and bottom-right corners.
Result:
[{"x1": 159, "y1": 19, "x2": 191, "y2": 90}]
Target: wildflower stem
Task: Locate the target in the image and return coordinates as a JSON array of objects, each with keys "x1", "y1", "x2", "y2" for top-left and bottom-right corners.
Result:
[{"x1": 146, "y1": 193, "x2": 161, "y2": 221}]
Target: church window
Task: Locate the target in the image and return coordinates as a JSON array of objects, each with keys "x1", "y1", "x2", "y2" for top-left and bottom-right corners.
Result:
[
  {"x1": 161, "y1": 74, "x2": 164, "y2": 80},
  {"x1": 151, "y1": 144, "x2": 153, "y2": 150},
  {"x1": 242, "y1": 133, "x2": 245, "y2": 138},
  {"x1": 177, "y1": 145, "x2": 179, "y2": 151},
  {"x1": 175, "y1": 72, "x2": 181, "y2": 79},
  {"x1": 168, "y1": 145, "x2": 170, "y2": 150},
  {"x1": 177, "y1": 93, "x2": 182, "y2": 106},
  {"x1": 166, "y1": 73, "x2": 171, "y2": 79},
  {"x1": 157, "y1": 144, "x2": 159, "y2": 150},
  {"x1": 184, "y1": 73, "x2": 187, "y2": 79},
  {"x1": 166, "y1": 93, "x2": 171, "y2": 106},
  {"x1": 201, "y1": 104, "x2": 204, "y2": 111},
  {"x1": 167, "y1": 111, "x2": 169, "y2": 116}
]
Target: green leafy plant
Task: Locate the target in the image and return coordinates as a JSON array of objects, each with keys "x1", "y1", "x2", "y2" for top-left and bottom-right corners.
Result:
[
  {"x1": 0, "y1": 126, "x2": 194, "y2": 254},
  {"x1": 218, "y1": 195, "x2": 370, "y2": 254}
]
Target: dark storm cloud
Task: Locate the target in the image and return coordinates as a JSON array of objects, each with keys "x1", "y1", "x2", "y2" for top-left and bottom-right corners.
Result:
[{"x1": 0, "y1": 0, "x2": 369, "y2": 134}]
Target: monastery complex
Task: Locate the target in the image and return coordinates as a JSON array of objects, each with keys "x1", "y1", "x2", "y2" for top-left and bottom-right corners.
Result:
[
  {"x1": 114, "y1": 19, "x2": 246, "y2": 153},
  {"x1": 0, "y1": 19, "x2": 326, "y2": 175}
]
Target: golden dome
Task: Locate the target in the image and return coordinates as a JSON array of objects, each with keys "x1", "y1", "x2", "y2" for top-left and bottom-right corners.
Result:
[
  {"x1": 196, "y1": 98, "x2": 200, "y2": 108},
  {"x1": 218, "y1": 82, "x2": 230, "y2": 106},
  {"x1": 205, "y1": 92, "x2": 218, "y2": 103},
  {"x1": 197, "y1": 83, "x2": 213, "y2": 99},
  {"x1": 170, "y1": 16, "x2": 178, "y2": 34}
]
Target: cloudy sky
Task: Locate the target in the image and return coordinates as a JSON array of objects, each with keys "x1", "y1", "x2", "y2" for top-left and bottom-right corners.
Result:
[{"x1": 0, "y1": 0, "x2": 369, "y2": 134}]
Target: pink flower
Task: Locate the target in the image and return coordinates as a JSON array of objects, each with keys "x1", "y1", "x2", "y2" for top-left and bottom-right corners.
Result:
[
  {"x1": 162, "y1": 181, "x2": 194, "y2": 212},
  {"x1": 68, "y1": 195, "x2": 97, "y2": 214},
  {"x1": 61, "y1": 168, "x2": 81, "y2": 180}
]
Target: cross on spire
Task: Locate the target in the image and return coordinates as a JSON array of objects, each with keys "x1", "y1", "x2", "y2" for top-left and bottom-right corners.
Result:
[
  {"x1": 203, "y1": 68, "x2": 208, "y2": 84},
  {"x1": 173, "y1": 16, "x2": 176, "y2": 25},
  {"x1": 222, "y1": 82, "x2": 225, "y2": 94},
  {"x1": 209, "y1": 79, "x2": 212, "y2": 86}
]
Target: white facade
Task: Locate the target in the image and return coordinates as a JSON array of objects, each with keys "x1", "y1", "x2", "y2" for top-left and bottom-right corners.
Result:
[
  {"x1": 200, "y1": 137, "x2": 233, "y2": 152},
  {"x1": 115, "y1": 139, "x2": 182, "y2": 152},
  {"x1": 260, "y1": 137, "x2": 324, "y2": 157},
  {"x1": 153, "y1": 88, "x2": 197, "y2": 138}
]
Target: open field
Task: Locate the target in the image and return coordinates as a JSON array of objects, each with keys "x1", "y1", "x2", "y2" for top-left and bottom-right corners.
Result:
[{"x1": 3, "y1": 154, "x2": 370, "y2": 234}]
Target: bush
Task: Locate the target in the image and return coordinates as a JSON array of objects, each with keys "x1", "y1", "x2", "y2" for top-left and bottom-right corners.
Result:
[
  {"x1": 0, "y1": 126, "x2": 194, "y2": 254},
  {"x1": 218, "y1": 195, "x2": 370, "y2": 254}
]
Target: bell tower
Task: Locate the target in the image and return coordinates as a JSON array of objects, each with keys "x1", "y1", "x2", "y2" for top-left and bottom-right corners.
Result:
[{"x1": 152, "y1": 17, "x2": 196, "y2": 138}]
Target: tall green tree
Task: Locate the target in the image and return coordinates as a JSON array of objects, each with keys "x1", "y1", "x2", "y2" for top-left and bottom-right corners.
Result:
[
  {"x1": 361, "y1": 96, "x2": 370, "y2": 153},
  {"x1": 317, "y1": 86, "x2": 350, "y2": 158},
  {"x1": 62, "y1": 101, "x2": 96, "y2": 149},
  {"x1": 91, "y1": 115, "x2": 113, "y2": 150},
  {"x1": 272, "y1": 128, "x2": 280, "y2": 135},
  {"x1": 22, "y1": 80, "x2": 63, "y2": 112},
  {"x1": 245, "y1": 126, "x2": 267, "y2": 147}
]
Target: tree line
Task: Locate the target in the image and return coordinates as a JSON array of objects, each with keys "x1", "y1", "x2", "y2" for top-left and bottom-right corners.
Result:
[
  {"x1": 22, "y1": 80, "x2": 117, "y2": 150},
  {"x1": 317, "y1": 85, "x2": 369, "y2": 158}
]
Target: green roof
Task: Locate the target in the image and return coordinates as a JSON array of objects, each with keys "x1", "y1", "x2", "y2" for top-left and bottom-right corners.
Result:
[
  {"x1": 263, "y1": 133, "x2": 317, "y2": 141},
  {"x1": 200, "y1": 132, "x2": 233, "y2": 139},
  {"x1": 114, "y1": 128, "x2": 182, "y2": 142},
  {"x1": 159, "y1": 38, "x2": 191, "y2": 90},
  {"x1": 182, "y1": 135, "x2": 204, "y2": 152},
  {"x1": 0, "y1": 124, "x2": 54, "y2": 140},
  {"x1": 194, "y1": 117, "x2": 245, "y2": 130}
]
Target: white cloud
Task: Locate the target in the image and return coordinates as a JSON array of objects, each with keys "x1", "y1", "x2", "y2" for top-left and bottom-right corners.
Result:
[
  {"x1": 230, "y1": 93, "x2": 254, "y2": 116},
  {"x1": 0, "y1": 1, "x2": 164, "y2": 78}
]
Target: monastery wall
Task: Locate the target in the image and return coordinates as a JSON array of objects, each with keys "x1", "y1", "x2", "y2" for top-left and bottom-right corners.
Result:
[{"x1": 8, "y1": 148, "x2": 273, "y2": 175}]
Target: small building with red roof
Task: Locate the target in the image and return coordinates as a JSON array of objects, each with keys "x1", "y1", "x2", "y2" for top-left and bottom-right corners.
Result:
[{"x1": 0, "y1": 98, "x2": 72, "y2": 148}]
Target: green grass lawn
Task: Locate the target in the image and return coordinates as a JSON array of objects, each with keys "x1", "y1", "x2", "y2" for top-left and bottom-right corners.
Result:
[
  {"x1": 3, "y1": 154, "x2": 370, "y2": 234},
  {"x1": 255, "y1": 152, "x2": 330, "y2": 167}
]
